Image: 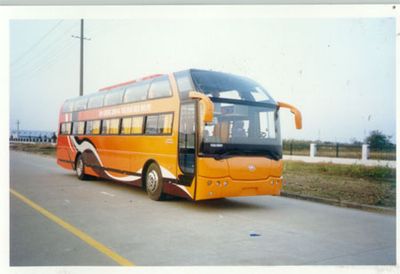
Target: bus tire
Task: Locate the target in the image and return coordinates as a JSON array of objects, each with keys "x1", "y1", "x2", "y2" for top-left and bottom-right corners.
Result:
[
  {"x1": 75, "y1": 154, "x2": 88, "y2": 180},
  {"x1": 145, "y1": 163, "x2": 165, "y2": 201}
]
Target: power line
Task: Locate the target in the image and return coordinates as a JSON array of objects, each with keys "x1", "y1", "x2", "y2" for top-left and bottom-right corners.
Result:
[
  {"x1": 11, "y1": 20, "x2": 101, "y2": 89},
  {"x1": 12, "y1": 40, "x2": 76, "y2": 81},
  {"x1": 11, "y1": 21, "x2": 78, "y2": 76},
  {"x1": 11, "y1": 20, "x2": 64, "y2": 67},
  {"x1": 12, "y1": 41, "x2": 74, "y2": 79},
  {"x1": 12, "y1": 22, "x2": 77, "y2": 74}
]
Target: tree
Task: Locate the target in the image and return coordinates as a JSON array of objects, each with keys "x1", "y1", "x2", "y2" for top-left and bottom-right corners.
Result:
[
  {"x1": 365, "y1": 130, "x2": 393, "y2": 149},
  {"x1": 349, "y1": 138, "x2": 362, "y2": 145}
]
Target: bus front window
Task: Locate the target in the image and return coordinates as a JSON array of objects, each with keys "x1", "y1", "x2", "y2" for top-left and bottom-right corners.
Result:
[
  {"x1": 200, "y1": 102, "x2": 282, "y2": 160},
  {"x1": 190, "y1": 69, "x2": 282, "y2": 160}
]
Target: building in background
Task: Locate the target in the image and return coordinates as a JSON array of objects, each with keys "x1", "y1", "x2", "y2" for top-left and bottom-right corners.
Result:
[{"x1": 10, "y1": 130, "x2": 56, "y2": 142}]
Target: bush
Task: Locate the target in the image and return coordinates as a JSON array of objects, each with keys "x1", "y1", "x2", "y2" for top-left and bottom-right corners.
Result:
[{"x1": 365, "y1": 130, "x2": 394, "y2": 150}]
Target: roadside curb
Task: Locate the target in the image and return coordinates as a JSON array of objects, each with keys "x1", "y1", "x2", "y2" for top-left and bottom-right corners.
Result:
[{"x1": 280, "y1": 191, "x2": 396, "y2": 215}]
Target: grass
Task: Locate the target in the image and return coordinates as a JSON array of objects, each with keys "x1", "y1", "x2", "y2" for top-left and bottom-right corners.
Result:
[
  {"x1": 283, "y1": 161, "x2": 396, "y2": 208},
  {"x1": 369, "y1": 151, "x2": 397, "y2": 161},
  {"x1": 10, "y1": 143, "x2": 396, "y2": 208},
  {"x1": 10, "y1": 143, "x2": 56, "y2": 157}
]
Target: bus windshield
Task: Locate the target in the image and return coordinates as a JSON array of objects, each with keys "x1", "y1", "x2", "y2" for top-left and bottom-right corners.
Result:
[
  {"x1": 200, "y1": 101, "x2": 282, "y2": 160},
  {"x1": 191, "y1": 70, "x2": 281, "y2": 160},
  {"x1": 191, "y1": 69, "x2": 274, "y2": 103}
]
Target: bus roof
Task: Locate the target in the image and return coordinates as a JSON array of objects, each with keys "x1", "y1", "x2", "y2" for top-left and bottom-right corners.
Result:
[
  {"x1": 62, "y1": 69, "x2": 274, "y2": 113},
  {"x1": 99, "y1": 73, "x2": 164, "y2": 92}
]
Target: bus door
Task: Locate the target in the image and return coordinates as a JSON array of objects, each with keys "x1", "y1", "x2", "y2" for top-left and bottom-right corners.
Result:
[{"x1": 178, "y1": 102, "x2": 197, "y2": 188}]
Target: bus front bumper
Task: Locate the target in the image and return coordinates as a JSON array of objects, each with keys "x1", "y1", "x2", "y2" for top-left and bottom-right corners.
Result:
[{"x1": 195, "y1": 176, "x2": 283, "y2": 201}]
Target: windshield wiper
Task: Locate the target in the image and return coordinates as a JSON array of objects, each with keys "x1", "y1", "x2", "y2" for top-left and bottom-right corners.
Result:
[
  {"x1": 213, "y1": 148, "x2": 281, "y2": 161},
  {"x1": 214, "y1": 149, "x2": 254, "y2": 160}
]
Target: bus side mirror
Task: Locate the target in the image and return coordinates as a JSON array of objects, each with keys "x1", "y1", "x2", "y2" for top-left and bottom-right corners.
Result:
[
  {"x1": 189, "y1": 91, "x2": 214, "y2": 123},
  {"x1": 277, "y1": 101, "x2": 302, "y2": 129}
]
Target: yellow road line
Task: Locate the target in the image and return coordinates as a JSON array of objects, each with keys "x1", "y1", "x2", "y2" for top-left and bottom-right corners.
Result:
[{"x1": 10, "y1": 188, "x2": 135, "y2": 266}]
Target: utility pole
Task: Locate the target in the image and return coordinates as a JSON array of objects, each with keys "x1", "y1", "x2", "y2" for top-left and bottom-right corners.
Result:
[
  {"x1": 16, "y1": 120, "x2": 20, "y2": 138},
  {"x1": 79, "y1": 19, "x2": 84, "y2": 96},
  {"x1": 72, "y1": 19, "x2": 91, "y2": 96}
]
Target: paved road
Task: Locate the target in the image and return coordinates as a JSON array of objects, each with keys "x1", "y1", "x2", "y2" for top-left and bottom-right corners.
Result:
[{"x1": 10, "y1": 150, "x2": 396, "y2": 266}]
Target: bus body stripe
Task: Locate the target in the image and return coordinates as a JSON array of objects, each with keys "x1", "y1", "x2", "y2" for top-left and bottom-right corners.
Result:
[
  {"x1": 160, "y1": 166, "x2": 176, "y2": 179},
  {"x1": 69, "y1": 136, "x2": 140, "y2": 182},
  {"x1": 69, "y1": 136, "x2": 177, "y2": 183},
  {"x1": 172, "y1": 183, "x2": 192, "y2": 198}
]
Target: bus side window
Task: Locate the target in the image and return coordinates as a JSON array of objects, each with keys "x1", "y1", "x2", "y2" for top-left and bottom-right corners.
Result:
[
  {"x1": 175, "y1": 71, "x2": 195, "y2": 99},
  {"x1": 72, "y1": 122, "x2": 77, "y2": 135},
  {"x1": 109, "y1": 119, "x2": 120, "y2": 134},
  {"x1": 132, "y1": 116, "x2": 144, "y2": 134},
  {"x1": 78, "y1": 122, "x2": 85, "y2": 135},
  {"x1": 147, "y1": 76, "x2": 172, "y2": 99},
  {"x1": 104, "y1": 90, "x2": 124, "y2": 106},
  {"x1": 92, "y1": 120, "x2": 101, "y2": 134},
  {"x1": 88, "y1": 95, "x2": 104, "y2": 109},
  {"x1": 121, "y1": 117, "x2": 132, "y2": 135},
  {"x1": 159, "y1": 113, "x2": 173, "y2": 134},
  {"x1": 74, "y1": 98, "x2": 88, "y2": 111},
  {"x1": 102, "y1": 119, "x2": 120, "y2": 134},
  {"x1": 60, "y1": 123, "x2": 65, "y2": 134},
  {"x1": 101, "y1": 120, "x2": 110, "y2": 134},
  {"x1": 72, "y1": 121, "x2": 85, "y2": 135},
  {"x1": 63, "y1": 101, "x2": 74, "y2": 113},
  {"x1": 144, "y1": 114, "x2": 171, "y2": 135},
  {"x1": 64, "y1": 122, "x2": 72, "y2": 134},
  {"x1": 85, "y1": 120, "x2": 101, "y2": 135},
  {"x1": 124, "y1": 82, "x2": 149, "y2": 103},
  {"x1": 145, "y1": 115, "x2": 158, "y2": 134},
  {"x1": 86, "y1": 121, "x2": 93, "y2": 135}
]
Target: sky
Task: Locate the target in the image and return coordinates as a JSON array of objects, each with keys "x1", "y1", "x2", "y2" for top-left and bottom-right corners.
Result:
[{"x1": 9, "y1": 15, "x2": 396, "y2": 143}]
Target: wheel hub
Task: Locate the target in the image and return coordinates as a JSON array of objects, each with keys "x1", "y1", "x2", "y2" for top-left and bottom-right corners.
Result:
[
  {"x1": 76, "y1": 159, "x2": 83, "y2": 176},
  {"x1": 147, "y1": 170, "x2": 158, "y2": 193}
]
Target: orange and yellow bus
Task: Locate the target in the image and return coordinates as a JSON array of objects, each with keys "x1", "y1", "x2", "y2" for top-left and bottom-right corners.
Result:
[{"x1": 57, "y1": 69, "x2": 302, "y2": 201}]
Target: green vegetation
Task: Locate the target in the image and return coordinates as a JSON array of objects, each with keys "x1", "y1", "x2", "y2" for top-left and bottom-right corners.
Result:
[
  {"x1": 284, "y1": 161, "x2": 395, "y2": 181},
  {"x1": 365, "y1": 130, "x2": 394, "y2": 150},
  {"x1": 283, "y1": 161, "x2": 396, "y2": 207},
  {"x1": 10, "y1": 143, "x2": 56, "y2": 157}
]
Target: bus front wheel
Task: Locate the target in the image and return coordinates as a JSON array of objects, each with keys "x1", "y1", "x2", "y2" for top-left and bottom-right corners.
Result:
[
  {"x1": 75, "y1": 154, "x2": 88, "y2": 180},
  {"x1": 145, "y1": 163, "x2": 165, "y2": 201}
]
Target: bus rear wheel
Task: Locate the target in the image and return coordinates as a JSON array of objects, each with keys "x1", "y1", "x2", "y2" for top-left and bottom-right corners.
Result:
[
  {"x1": 75, "y1": 154, "x2": 88, "y2": 180},
  {"x1": 145, "y1": 163, "x2": 165, "y2": 201}
]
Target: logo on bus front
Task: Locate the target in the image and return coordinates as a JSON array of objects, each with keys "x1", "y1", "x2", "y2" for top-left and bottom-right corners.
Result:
[
  {"x1": 210, "y1": 143, "x2": 223, "y2": 148},
  {"x1": 248, "y1": 164, "x2": 256, "y2": 172}
]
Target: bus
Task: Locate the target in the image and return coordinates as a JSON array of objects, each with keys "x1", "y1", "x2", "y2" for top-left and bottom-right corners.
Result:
[{"x1": 56, "y1": 69, "x2": 302, "y2": 201}]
